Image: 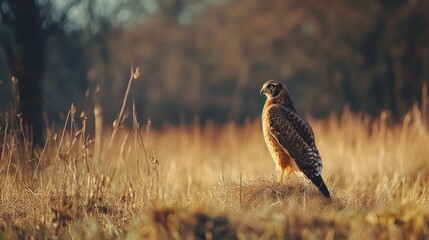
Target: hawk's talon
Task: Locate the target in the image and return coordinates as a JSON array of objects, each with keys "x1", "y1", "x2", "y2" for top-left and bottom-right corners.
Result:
[{"x1": 279, "y1": 169, "x2": 285, "y2": 183}]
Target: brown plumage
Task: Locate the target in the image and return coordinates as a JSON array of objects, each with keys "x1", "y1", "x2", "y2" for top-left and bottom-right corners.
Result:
[{"x1": 260, "y1": 80, "x2": 331, "y2": 199}]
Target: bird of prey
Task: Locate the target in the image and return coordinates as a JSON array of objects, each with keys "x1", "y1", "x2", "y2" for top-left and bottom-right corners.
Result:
[{"x1": 260, "y1": 80, "x2": 331, "y2": 199}]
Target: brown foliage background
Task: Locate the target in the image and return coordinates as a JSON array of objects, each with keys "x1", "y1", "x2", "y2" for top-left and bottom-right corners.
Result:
[{"x1": 1, "y1": 0, "x2": 429, "y2": 124}]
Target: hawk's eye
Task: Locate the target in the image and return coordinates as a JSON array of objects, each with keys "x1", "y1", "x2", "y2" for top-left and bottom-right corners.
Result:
[{"x1": 268, "y1": 84, "x2": 275, "y2": 90}]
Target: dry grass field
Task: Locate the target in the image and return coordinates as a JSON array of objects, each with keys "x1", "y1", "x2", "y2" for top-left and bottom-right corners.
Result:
[
  {"x1": 0, "y1": 105, "x2": 428, "y2": 239},
  {"x1": 1, "y1": 71, "x2": 429, "y2": 239}
]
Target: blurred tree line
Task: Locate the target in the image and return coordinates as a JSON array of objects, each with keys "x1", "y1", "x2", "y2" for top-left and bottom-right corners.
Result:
[{"x1": 1, "y1": 0, "x2": 428, "y2": 129}]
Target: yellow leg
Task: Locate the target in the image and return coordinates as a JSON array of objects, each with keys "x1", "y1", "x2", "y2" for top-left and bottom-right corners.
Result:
[
  {"x1": 279, "y1": 169, "x2": 285, "y2": 183},
  {"x1": 279, "y1": 166, "x2": 294, "y2": 183},
  {"x1": 286, "y1": 166, "x2": 294, "y2": 178}
]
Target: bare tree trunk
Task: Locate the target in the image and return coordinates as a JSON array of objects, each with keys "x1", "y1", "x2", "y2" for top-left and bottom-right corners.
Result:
[{"x1": 1, "y1": 0, "x2": 46, "y2": 146}]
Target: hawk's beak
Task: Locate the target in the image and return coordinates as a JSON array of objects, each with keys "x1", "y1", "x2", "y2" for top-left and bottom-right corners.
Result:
[{"x1": 260, "y1": 87, "x2": 268, "y2": 96}]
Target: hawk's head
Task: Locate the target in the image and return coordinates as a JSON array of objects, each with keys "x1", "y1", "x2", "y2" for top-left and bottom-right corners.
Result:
[
  {"x1": 260, "y1": 80, "x2": 296, "y2": 111},
  {"x1": 260, "y1": 80, "x2": 285, "y2": 98}
]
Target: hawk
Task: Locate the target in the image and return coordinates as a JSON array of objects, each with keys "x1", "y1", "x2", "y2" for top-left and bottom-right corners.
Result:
[{"x1": 260, "y1": 80, "x2": 331, "y2": 199}]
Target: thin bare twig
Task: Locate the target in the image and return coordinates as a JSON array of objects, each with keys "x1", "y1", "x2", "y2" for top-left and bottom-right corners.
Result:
[
  {"x1": 55, "y1": 110, "x2": 71, "y2": 163},
  {"x1": 107, "y1": 64, "x2": 140, "y2": 153}
]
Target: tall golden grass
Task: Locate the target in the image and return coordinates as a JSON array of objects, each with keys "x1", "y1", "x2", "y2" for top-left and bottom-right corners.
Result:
[{"x1": 0, "y1": 73, "x2": 428, "y2": 239}]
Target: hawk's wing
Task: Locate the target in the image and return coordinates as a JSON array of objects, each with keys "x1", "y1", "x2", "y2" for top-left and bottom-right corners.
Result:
[{"x1": 266, "y1": 105, "x2": 322, "y2": 178}]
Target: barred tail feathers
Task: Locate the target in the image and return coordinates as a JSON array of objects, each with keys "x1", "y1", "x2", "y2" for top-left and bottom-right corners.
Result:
[{"x1": 310, "y1": 175, "x2": 331, "y2": 200}]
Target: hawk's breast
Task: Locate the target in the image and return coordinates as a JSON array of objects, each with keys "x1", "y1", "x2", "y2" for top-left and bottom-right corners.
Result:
[{"x1": 262, "y1": 107, "x2": 295, "y2": 171}]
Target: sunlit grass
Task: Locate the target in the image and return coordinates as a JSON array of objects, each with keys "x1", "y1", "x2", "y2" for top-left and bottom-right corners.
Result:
[
  {"x1": 0, "y1": 103, "x2": 428, "y2": 239},
  {"x1": 0, "y1": 68, "x2": 428, "y2": 238}
]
